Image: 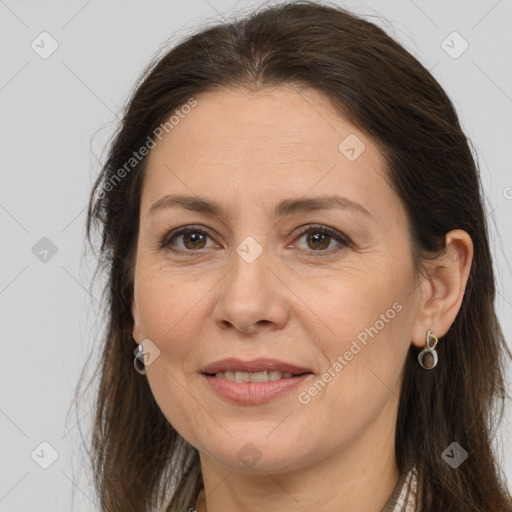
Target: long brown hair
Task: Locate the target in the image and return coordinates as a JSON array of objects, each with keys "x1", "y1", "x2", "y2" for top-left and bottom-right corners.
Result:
[{"x1": 80, "y1": 1, "x2": 512, "y2": 510}]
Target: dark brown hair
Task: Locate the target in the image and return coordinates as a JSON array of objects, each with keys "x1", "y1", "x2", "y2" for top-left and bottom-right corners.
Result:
[{"x1": 81, "y1": 1, "x2": 512, "y2": 510}]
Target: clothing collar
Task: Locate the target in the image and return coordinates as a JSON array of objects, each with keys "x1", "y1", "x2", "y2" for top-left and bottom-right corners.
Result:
[{"x1": 380, "y1": 466, "x2": 418, "y2": 512}]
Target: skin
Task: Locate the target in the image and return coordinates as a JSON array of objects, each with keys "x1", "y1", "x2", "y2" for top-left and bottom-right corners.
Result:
[{"x1": 131, "y1": 85, "x2": 473, "y2": 512}]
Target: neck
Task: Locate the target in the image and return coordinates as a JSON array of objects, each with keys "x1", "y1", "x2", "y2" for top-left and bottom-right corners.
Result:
[{"x1": 196, "y1": 409, "x2": 400, "y2": 512}]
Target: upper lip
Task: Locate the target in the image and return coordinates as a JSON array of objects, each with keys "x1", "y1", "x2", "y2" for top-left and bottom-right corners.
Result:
[{"x1": 201, "y1": 358, "x2": 312, "y2": 375}]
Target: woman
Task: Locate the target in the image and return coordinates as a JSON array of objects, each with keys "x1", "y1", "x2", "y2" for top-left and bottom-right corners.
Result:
[{"x1": 82, "y1": 1, "x2": 512, "y2": 510}]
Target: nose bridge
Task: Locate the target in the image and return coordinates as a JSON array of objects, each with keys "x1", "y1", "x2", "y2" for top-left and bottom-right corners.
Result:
[
  {"x1": 226, "y1": 235, "x2": 272, "y2": 306},
  {"x1": 214, "y1": 235, "x2": 289, "y2": 332}
]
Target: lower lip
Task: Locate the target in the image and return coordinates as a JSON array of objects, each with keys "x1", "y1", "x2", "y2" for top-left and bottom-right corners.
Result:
[{"x1": 202, "y1": 373, "x2": 312, "y2": 405}]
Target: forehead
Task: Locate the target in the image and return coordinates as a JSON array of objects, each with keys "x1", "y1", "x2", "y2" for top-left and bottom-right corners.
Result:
[{"x1": 141, "y1": 86, "x2": 395, "y2": 219}]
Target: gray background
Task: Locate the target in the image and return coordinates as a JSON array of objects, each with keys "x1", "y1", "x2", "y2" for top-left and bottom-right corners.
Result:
[{"x1": 1, "y1": 0, "x2": 511, "y2": 510}]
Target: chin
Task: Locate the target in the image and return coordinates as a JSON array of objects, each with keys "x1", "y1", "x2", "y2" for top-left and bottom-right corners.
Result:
[{"x1": 196, "y1": 432, "x2": 314, "y2": 474}]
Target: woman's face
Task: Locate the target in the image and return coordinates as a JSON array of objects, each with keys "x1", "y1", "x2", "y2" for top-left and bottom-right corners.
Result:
[{"x1": 132, "y1": 86, "x2": 425, "y2": 474}]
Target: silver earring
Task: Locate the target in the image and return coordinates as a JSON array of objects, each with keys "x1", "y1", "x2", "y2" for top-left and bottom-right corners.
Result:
[
  {"x1": 418, "y1": 329, "x2": 438, "y2": 369},
  {"x1": 134, "y1": 343, "x2": 146, "y2": 375}
]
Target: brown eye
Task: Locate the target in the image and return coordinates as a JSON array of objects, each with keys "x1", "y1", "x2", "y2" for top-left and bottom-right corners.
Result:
[
  {"x1": 181, "y1": 232, "x2": 207, "y2": 250},
  {"x1": 160, "y1": 226, "x2": 216, "y2": 253},
  {"x1": 293, "y1": 225, "x2": 351, "y2": 255},
  {"x1": 305, "y1": 232, "x2": 331, "y2": 250}
]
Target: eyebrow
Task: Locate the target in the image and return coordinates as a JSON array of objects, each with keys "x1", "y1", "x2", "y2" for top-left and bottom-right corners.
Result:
[{"x1": 148, "y1": 194, "x2": 374, "y2": 221}]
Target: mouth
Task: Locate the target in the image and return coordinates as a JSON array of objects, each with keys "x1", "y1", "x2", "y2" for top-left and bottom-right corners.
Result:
[
  {"x1": 200, "y1": 358, "x2": 313, "y2": 404},
  {"x1": 204, "y1": 370, "x2": 311, "y2": 382}
]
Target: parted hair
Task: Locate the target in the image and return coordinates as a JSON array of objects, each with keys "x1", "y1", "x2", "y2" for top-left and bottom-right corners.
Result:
[{"x1": 82, "y1": 2, "x2": 512, "y2": 510}]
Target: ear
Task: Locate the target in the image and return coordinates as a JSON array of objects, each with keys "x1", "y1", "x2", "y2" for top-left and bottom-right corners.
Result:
[
  {"x1": 410, "y1": 229, "x2": 473, "y2": 348},
  {"x1": 132, "y1": 299, "x2": 142, "y2": 343}
]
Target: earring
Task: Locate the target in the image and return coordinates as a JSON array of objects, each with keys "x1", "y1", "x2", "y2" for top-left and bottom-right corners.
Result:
[
  {"x1": 134, "y1": 343, "x2": 146, "y2": 375},
  {"x1": 418, "y1": 329, "x2": 438, "y2": 369}
]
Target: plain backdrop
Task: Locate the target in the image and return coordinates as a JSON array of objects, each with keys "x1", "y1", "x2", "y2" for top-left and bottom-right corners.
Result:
[{"x1": 1, "y1": 0, "x2": 511, "y2": 510}]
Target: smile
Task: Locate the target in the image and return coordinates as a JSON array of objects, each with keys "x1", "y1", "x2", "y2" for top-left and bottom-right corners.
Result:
[
  {"x1": 200, "y1": 358, "x2": 314, "y2": 404},
  {"x1": 211, "y1": 370, "x2": 299, "y2": 382}
]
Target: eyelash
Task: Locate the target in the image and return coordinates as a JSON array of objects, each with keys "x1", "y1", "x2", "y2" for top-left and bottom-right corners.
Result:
[{"x1": 159, "y1": 224, "x2": 352, "y2": 257}]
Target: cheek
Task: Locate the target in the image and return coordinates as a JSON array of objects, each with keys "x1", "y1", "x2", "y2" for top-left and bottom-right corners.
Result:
[
  {"x1": 133, "y1": 267, "x2": 212, "y2": 367},
  {"x1": 295, "y1": 263, "x2": 412, "y2": 409},
  {"x1": 134, "y1": 271, "x2": 214, "y2": 442},
  {"x1": 296, "y1": 263, "x2": 406, "y2": 354}
]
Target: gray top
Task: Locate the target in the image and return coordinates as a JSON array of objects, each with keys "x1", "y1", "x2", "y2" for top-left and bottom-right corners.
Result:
[
  {"x1": 381, "y1": 467, "x2": 418, "y2": 512},
  {"x1": 193, "y1": 466, "x2": 418, "y2": 511}
]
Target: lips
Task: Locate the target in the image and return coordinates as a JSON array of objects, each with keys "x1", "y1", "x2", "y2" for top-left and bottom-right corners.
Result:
[
  {"x1": 201, "y1": 358, "x2": 311, "y2": 375},
  {"x1": 200, "y1": 358, "x2": 313, "y2": 405}
]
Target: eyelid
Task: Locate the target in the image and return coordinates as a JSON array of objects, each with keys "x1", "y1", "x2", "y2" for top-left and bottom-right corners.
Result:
[
  {"x1": 290, "y1": 224, "x2": 352, "y2": 254},
  {"x1": 159, "y1": 223, "x2": 352, "y2": 255},
  {"x1": 158, "y1": 224, "x2": 218, "y2": 250}
]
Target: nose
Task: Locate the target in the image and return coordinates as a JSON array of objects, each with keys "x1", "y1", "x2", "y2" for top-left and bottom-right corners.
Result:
[{"x1": 213, "y1": 245, "x2": 290, "y2": 335}]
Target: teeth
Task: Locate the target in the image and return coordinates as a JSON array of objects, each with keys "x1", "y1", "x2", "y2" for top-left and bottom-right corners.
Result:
[
  {"x1": 249, "y1": 371, "x2": 268, "y2": 382},
  {"x1": 235, "y1": 371, "x2": 250, "y2": 383},
  {"x1": 213, "y1": 370, "x2": 297, "y2": 382},
  {"x1": 224, "y1": 371, "x2": 235, "y2": 381},
  {"x1": 268, "y1": 370, "x2": 281, "y2": 381}
]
